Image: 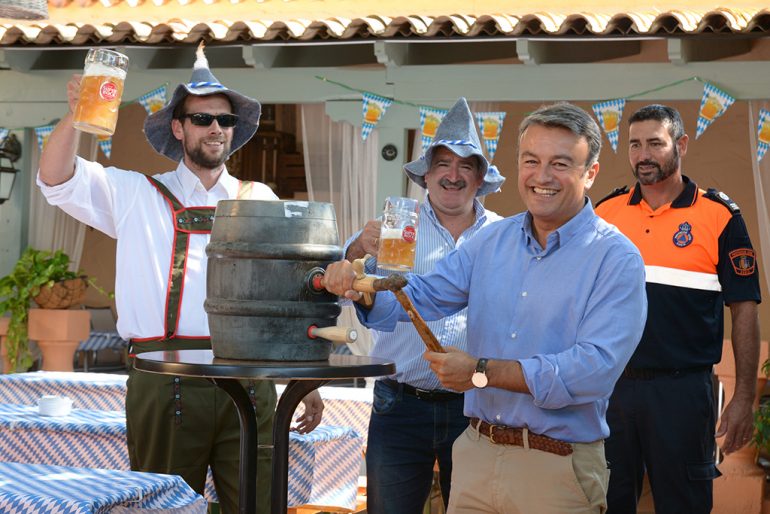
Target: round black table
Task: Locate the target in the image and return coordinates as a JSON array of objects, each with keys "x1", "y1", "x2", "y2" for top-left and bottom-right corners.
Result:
[{"x1": 134, "y1": 349, "x2": 395, "y2": 514}]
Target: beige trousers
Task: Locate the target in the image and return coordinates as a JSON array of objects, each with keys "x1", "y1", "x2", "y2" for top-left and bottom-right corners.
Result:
[{"x1": 447, "y1": 426, "x2": 609, "y2": 514}]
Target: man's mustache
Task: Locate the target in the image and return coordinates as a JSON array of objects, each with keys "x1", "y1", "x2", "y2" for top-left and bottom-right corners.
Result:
[
  {"x1": 635, "y1": 160, "x2": 660, "y2": 172},
  {"x1": 438, "y1": 178, "x2": 467, "y2": 188}
]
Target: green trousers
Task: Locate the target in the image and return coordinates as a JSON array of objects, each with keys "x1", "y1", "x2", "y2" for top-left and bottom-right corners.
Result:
[{"x1": 126, "y1": 365, "x2": 276, "y2": 514}]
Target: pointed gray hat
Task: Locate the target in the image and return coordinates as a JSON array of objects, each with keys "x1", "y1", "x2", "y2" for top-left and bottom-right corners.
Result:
[
  {"x1": 143, "y1": 43, "x2": 261, "y2": 162},
  {"x1": 404, "y1": 97, "x2": 505, "y2": 197}
]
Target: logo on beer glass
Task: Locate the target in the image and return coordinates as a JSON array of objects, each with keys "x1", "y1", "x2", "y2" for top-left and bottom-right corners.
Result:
[
  {"x1": 99, "y1": 81, "x2": 119, "y2": 101},
  {"x1": 378, "y1": 196, "x2": 419, "y2": 272}
]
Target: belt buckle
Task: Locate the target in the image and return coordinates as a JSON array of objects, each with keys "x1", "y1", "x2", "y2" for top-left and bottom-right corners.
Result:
[
  {"x1": 415, "y1": 387, "x2": 431, "y2": 400},
  {"x1": 487, "y1": 422, "x2": 497, "y2": 444}
]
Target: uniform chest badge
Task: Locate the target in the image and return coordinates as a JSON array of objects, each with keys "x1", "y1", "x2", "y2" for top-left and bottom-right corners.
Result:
[
  {"x1": 729, "y1": 248, "x2": 756, "y2": 276},
  {"x1": 673, "y1": 222, "x2": 693, "y2": 248}
]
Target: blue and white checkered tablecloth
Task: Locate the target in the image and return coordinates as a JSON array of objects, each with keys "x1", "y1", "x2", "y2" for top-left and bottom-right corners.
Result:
[
  {"x1": 0, "y1": 461, "x2": 207, "y2": 513},
  {"x1": 0, "y1": 372, "x2": 127, "y2": 411},
  {"x1": 0, "y1": 404, "x2": 363, "y2": 510}
]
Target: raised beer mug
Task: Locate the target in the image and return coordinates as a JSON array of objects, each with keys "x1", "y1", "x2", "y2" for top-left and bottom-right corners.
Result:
[
  {"x1": 73, "y1": 48, "x2": 129, "y2": 136},
  {"x1": 378, "y1": 196, "x2": 419, "y2": 272}
]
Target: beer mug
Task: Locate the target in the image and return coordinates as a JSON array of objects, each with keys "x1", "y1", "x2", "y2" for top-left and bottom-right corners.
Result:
[
  {"x1": 378, "y1": 196, "x2": 419, "y2": 272},
  {"x1": 73, "y1": 48, "x2": 129, "y2": 136}
]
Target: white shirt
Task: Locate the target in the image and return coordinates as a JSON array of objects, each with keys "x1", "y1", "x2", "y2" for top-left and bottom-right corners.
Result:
[{"x1": 37, "y1": 157, "x2": 278, "y2": 340}]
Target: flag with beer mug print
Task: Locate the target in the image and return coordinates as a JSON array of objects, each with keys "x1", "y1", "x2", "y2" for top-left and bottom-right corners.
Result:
[
  {"x1": 592, "y1": 99, "x2": 625, "y2": 153},
  {"x1": 361, "y1": 92, "x2": 393, "y2": 141},
  {"x1": 475, "y1": 111, "x2": 506, "y2": 161},
  {"x1": 756, "y1": 108, "x2": 770, "y2": 163},
  {"x1": 419, "y1": 107, "x2": 449, "y2": 152},
  {"x1": 696, "y1": 82, "x2": 735, "y2": 139}
]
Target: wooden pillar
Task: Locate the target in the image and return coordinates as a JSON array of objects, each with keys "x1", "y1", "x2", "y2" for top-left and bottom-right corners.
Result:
[
  {"x1": 713, "y1": 339, "x2": 769, "y2": 514},
  {"x1": 27, "y1": 309, "x2": 90, "y2": 372}
]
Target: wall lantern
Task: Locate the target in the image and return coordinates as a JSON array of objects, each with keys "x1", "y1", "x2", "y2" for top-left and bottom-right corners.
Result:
[
  {"x1": 0, "y1": 0, "x2": 48, "y2": 20},
  {"x1": 0, "y1": 134, "x2": 22, "y2": 205}
]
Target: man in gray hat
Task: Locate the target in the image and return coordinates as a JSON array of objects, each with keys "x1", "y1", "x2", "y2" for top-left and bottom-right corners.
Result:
[
  {"x1": 344, "y1": 97, "x2": 505, "y2": 514},
  {"x1": 327, "y1": 102, "x2": 647, "y2": 513},
  {"x1": 37, "y1": 45, "x2": 323, "y2": 514}
]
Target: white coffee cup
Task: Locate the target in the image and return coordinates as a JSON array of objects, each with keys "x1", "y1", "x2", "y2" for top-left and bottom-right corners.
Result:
[{"x1": 38, "y1": 395, "x2": 73, "y2": 416}]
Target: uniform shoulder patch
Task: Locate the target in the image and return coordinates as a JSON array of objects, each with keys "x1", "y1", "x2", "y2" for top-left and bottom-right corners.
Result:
[
  {"x1": 704, "y1": 188, "x2": 741, "y2": 214},
  {"x1": 729, "y1": 248, "x2": 756, "y2": 276},
  {"x1": 595, "y1": 186, "x2": 629, "y2": 207}
]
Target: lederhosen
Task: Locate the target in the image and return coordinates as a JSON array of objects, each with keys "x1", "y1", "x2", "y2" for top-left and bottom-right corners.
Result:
[{"x1": 126, "y1": 176, "x2": 275, "y2": 514}]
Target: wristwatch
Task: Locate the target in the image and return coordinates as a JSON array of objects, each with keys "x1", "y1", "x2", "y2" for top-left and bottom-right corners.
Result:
[{"x1": 471, "y1": 358, "x2": 489, "y2": 389}]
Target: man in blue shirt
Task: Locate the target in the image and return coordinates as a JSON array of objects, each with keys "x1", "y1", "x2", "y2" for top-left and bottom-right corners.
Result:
[
  {"x1": 325, "y1": 103, "x2": 647, "y2": 514},
  {"x1": 344, "y1": 97, "x2": 504, "y2": 514}
]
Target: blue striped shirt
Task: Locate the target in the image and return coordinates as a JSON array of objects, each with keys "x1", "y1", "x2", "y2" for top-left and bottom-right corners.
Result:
[
  {"x1": 345, "y1": 197, "x2": 502, "y2": 390},
  {"x1": 358, "y1": 201, "x2": 647, "y2": 442}
]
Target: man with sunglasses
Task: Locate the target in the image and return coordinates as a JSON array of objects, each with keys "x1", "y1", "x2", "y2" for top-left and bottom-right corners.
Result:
[{"x1": 37, "y1": 44, "x2": 324, "y2": 514}]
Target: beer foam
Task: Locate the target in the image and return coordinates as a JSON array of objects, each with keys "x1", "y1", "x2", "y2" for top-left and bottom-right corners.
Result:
[
  {"x1": 84, "y1": 61, "x2": 127, "y2": 79},
  {"x1": 381, "y1": 228, "x2": 405, "y2": 239}
]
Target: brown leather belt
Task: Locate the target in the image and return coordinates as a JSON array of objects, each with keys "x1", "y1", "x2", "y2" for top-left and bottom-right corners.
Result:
[{"x1": 470, "y1": 417, "x2": 573, "y2": 456}]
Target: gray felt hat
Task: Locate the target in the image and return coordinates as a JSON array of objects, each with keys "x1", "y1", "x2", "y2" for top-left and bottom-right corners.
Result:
[
  {"x1": 403, "y1": 97, "x2": 505, "y2": 197},
  {"x1": 143, "y1": 43, "x2": 261, "y2": 162}
]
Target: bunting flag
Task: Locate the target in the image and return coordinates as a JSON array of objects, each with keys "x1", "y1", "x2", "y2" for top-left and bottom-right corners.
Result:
[
  {"x1": 137, "y1": 85, "x2": 168, "y2": 115},
  {"x1": 696, "y1": 82, "x2": 735, "y2": 139},
  {"x1": 419, "y1": 107, "x2": 449, "y2": 152},
  {"x1": 0, "y1": 128, "x2": 8, "y2": 145},
  {"x1": 475, "y1": 112, "x2": 506, "y2": 161},
  {"x1": 756, "y1": 108, "x2": 770, "y2": 163},
  {"x1": 34, "y1": 124, "x2": 55, "y2": 153},
  {"x1": 361, "y1": 92, "x2": 393, "y2": 141},
  {"x1": 592, "y1": 99, "x2": 626, "y2": 153},
  {"x1": 97, "y1": 135, "x2": 113, "y2": 159}
]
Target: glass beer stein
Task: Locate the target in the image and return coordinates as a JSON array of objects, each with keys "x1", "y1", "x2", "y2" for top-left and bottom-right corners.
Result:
[
  {"x1": 73, "y1": 49, "x2": 129, "y2": 136},
  {"x1": 378, "y1": 196, "x2": 419, "y2": 272}
]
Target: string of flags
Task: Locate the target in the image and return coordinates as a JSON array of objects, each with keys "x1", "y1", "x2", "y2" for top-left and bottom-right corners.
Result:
[
  {"x1": 322, "y1": 76, "x2": 769, "y2": 164},
  {"x1": 2, "y1": 84, "x2": 167, "y2": 160},
  {"x1": 1, "y1": 78, "x2": 768, "y2": 164}
]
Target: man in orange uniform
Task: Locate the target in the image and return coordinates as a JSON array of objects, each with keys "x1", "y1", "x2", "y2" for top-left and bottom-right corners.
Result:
[{"x1": 595, "y1": 104, "x2": 761, "y2": 514}]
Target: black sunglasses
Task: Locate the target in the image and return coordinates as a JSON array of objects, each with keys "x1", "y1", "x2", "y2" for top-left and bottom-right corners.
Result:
[{"x1": 181, "y1": 113, "x2": 239, "y2": 128}]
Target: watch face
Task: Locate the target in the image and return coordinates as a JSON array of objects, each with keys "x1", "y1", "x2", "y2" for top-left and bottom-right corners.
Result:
[{"x1": 471, "y1": 372, "x2": 488, "y2": 388}]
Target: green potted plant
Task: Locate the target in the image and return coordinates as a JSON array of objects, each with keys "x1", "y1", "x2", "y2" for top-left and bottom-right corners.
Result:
[{"x1": 0, "y1": 247, "x2": 110, "y2": 372}]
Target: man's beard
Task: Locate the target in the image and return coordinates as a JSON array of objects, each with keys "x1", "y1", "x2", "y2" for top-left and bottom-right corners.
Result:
[
  {"x1": 185, "y1": 138, "x2": 230, "y2": 170},
  {"x1": 632, "y1": 146, "x2": 679, "y2": 185}
]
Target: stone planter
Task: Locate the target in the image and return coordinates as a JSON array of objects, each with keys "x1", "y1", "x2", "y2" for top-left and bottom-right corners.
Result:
[{"x1": 27, "y1": 309, "x2": 90, "y2": 372}]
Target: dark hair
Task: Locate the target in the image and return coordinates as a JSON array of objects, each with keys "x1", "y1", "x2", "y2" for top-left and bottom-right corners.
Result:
[
  {"x1": 518, "y1": 102, "x2": 602, "y2": 167},
  {"x1": 172, "y1": 93, "x2": 234, "y2": 121},
  {"x1": 628, "y1": 104, "x2": 685, "y2": 141}
]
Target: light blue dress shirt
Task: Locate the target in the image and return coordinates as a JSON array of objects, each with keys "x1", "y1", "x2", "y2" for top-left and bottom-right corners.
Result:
[
  {"x1": 358, "y1": 200, "x2": 647, "y2": 443},
  {"x1": 345, "y1": 197, "x2": 502, "y2": 390}
]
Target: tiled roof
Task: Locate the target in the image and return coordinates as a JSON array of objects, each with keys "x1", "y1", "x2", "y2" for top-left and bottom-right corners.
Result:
[{"x1": 1, "y1": 1, "x2": 770, "y2": 45}]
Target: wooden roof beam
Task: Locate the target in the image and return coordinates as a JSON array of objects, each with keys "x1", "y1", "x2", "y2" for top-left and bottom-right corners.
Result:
[{"x1": 667, "y1": 38, "x2": 753, "y2": 65}]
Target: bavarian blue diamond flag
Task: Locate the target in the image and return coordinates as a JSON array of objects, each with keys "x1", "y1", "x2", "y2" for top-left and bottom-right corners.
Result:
[
  {"x1": 137, "y1": 85, "x2": 168, "y2": 116},
  {"x1": 361, "y1": 92, "x2": 393, "y2": 141},
  {"x1": 475, "y1": 112, "x2": 506, "y2": 161},
  {"x1": 34, "y1": 124, "x2": 55, "y2": 153},
  {"x1": 756, "y1": 108, "x2": 770, "y2": 163},
  {"x1": 592, "y1": 99, "x2": 625, "y2": 153},
  {"x1": 419, "y1": 107, "x2": 449, "y2": 152},
  {"x1": 0, "y1": 129, "x2": 8, "y2": 146},
  {"x1": 98, "y1": 135, "x2": 112, "y2": 159},
  {"x1": 696, "y1": 82, "x2": 734, "y2": 139}
]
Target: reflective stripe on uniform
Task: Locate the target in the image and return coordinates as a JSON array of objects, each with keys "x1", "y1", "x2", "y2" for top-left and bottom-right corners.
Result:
[{"x1": 645, "y1": 265, "x2": 722, "y2": 292}]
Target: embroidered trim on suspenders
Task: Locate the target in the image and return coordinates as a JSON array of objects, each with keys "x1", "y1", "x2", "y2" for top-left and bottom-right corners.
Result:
[{"x1": 132, "y1": 176, "x2": 256, "y2": 342}]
